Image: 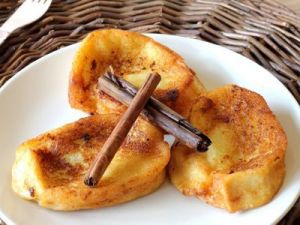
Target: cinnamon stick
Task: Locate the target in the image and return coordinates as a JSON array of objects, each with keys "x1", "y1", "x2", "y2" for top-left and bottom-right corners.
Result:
[
  {"x1": 99, "y1": 71, "x2": 211, "y2": 152},
  {"x1": 84, "y1": 73, "x2": 161, "y2": 187}
]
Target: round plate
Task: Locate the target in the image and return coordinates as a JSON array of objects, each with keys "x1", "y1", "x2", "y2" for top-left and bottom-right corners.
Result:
[{"x1": 0, "y1": 34, "x2": 299, "y2": 225}]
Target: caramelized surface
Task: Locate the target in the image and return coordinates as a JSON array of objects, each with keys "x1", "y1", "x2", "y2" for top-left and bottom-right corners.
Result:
[
  {"x1": 69, "y1": 29, "x2": 206, "y2": 117},
  {"x1": 169, "y1": 85, "x2": 287, "y2": 212},
  {"x1": 12, "y1": 114, "x2": 170, "y2": 210}
]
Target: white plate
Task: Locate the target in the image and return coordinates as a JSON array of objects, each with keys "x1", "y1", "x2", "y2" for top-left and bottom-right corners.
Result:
[{"x1": 0, "y1": 34, "x2": 300, "y2": 225}]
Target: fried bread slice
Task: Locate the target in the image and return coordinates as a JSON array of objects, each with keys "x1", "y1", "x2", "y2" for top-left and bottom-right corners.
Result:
[
  {"x1": 169, "y1": 85, "x2": 287, "y2": 212},
  {"x1": 69, "y1": 29, "x2": 206, "y2": 117},
  {"x1": 12, "y1": 114, "x2": 170, "y2": 210}
]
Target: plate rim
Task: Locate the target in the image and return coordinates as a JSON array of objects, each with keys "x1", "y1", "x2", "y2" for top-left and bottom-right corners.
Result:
[{"x1": 1, "y1": 33, "x2": 299, "y2": 107}]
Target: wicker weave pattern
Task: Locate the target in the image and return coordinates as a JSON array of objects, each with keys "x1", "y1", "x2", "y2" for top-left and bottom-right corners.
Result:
[
  {"x1": 0, "y1": 0, "x2": 300, "y2": 103},
  {"x1": 0, "y1": 1, "x2": 300, "y2": 225},
  {"x1": 0, "y1": 0, "x2": 299, "y2": 103}
]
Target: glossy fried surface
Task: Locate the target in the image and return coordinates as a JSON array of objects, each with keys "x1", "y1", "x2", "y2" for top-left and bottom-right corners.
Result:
[
  {"x1": 169, "y1": 85, "x2": 287, "y2": 212},
  {"x1": 12, "y1": 114, "x2": 170, "y2": 210},
  {"x1": 69, "y1": 29, "x2": 206, "y2": 117}
]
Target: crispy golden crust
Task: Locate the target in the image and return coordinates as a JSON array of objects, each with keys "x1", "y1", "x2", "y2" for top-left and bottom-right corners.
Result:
[
  {"x1": 12, "y1": 114, "x2": 170, "y2": 210},
  {"x1": 169, "y1": 85, "x2": 287, "y2": 212},
  {"x1": 69, "y1": 29, "x2": 206, "y2": 117}
]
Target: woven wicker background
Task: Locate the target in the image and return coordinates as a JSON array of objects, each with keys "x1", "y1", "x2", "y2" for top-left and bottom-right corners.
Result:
[
  {"x1": 0, "y1": 0, "x2": 300, "y2": 103},
  {"x1": 0, "y1": 0, "x2": 300, "y2": 225}
]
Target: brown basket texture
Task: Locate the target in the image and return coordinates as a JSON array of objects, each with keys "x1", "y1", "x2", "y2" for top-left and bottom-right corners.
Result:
[
  {"x1": 0, "y1": 0, "x2": 300, "y2": 103},
  {"x1": 0, "y1": 0, "x2": 299, "y2": 225}
]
